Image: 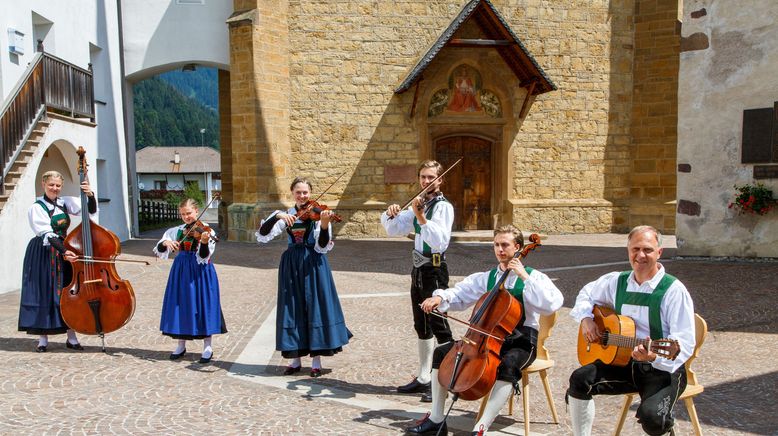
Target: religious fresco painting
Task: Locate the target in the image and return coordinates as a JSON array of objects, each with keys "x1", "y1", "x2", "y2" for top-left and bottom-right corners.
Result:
[{"x1": 428, "y1": 64, "x2": 501, "y2": 118}]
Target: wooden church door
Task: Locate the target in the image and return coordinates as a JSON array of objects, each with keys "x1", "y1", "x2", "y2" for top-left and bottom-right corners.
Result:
[{"x1": 434, "y1": 136, "x2": 492, "y2": 230}]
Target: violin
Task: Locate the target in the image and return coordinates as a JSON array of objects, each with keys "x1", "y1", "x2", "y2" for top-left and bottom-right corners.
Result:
[
  {"x1": 180, "y1": 220, "x2": 219, "y2": 243},
  {"x1": 177, "y1": 194, "x2": 221, "y2": 243},
  {"x1": 60, "y1": 147, "x2": 137, "y2": 351},
  {"x1": 436, "y1": 233, "x2": 542, "y2": 401},
  {"x1": 296, "y1": 201, "x2": 342, "y2": 222}
]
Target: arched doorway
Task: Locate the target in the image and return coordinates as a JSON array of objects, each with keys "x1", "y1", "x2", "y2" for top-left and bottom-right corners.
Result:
[{"x1": 434, "y1": 135, "x2": 492, "y2": 230}]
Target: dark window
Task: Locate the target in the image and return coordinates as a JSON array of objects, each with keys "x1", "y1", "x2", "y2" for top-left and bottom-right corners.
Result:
[
  {"x1": 742, "y1": 103, "x2": 777, "y2": 163},
  {"x1": 154, "y1": 180, "x2": 167, "y2": 190}
]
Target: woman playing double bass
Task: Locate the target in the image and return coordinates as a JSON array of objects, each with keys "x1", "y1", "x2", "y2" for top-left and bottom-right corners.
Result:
[
  {"x1": 18, "y1": 170, "x2": 96, "y2": 352},
  {"x1": 407, "y1": 225, "x2": 563, "y2": 436}
]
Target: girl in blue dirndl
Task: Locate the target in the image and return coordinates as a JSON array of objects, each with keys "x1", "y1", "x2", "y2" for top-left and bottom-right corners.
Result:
[
  {"x1": 256, "y1": 177, "x2": 351, "y2": 377},
  {"x1": 154, "y1": 198, "x2": 226, "y2": 364},
  {"x1": 18, "y1": 171, "x2": 96, "y2": 352}
]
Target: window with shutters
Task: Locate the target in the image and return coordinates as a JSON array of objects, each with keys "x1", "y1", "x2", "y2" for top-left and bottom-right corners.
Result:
[{"x1": 742, "y1": 103, "x2": 778, "y2": 164}]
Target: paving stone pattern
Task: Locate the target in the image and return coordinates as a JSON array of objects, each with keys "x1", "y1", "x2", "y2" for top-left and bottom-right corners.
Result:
[{"x1": 0, "y1": 234, "x2": 776, "y2": 435}]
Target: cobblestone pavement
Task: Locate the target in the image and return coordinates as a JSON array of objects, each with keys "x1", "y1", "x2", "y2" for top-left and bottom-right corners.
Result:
[{"x1": 0, "y1": 233, "x2": 776, "y2": 435}]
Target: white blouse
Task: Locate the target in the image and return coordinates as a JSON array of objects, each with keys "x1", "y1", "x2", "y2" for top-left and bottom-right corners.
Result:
[{"x1": 380, "y1": 200, "x2": 454, "y2": 254}]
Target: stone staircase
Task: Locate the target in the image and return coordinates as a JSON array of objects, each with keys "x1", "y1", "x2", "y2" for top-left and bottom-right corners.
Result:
[{"x1": 0, "y1": 118, "x2": 49, "y2": 212}]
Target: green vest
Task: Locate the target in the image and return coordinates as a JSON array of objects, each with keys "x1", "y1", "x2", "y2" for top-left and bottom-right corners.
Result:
[
  {"x1": 413, "y1": 196, "x2": 449, "y2": 255},
  {"x1": 36, "y1": 200, "x2": 70, "y2": 237},
  {"x1": 614, "y1": 271, "x2": 677, "y2": 339},
  {"x1": 486, "y1": 266, "x2": 534, "y2": 327}
]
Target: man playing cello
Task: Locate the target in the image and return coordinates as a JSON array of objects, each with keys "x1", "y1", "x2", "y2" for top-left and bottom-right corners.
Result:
[
  {"x1": 567, "y1": 225, "x2": 695, "y2": 436},
  {"x1": 407, "y1": 225, "x2": 563, "y2": 435}
]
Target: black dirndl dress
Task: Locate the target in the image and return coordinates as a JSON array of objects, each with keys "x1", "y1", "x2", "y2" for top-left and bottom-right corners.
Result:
[{"x1": 18, "y1": 201, "x2": 72, "y2": 335}]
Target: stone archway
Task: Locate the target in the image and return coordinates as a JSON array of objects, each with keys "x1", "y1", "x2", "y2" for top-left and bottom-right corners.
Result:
[{"x1": 35, "y1": 140, "x2": 80, "y2": 198}]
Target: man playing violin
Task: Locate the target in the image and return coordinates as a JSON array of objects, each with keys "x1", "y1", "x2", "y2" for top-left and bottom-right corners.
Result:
[
  {"x1": 567, "y1": 225, "x2": 695, "y2": 436},
  {"x1": 381, "y1": 160, "x2": 455, "y2": 402},
  {"x1": 408, "y1": 225, "x2": 563, "y2": 435}
]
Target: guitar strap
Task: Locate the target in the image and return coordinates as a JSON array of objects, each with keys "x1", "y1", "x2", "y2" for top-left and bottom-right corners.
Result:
[
  {"x1": 486, "y1": 267, "x2": 534, "y2": 327},
  {"x1": 614, "y1": 271, "x2": 676, "y2": 339}
]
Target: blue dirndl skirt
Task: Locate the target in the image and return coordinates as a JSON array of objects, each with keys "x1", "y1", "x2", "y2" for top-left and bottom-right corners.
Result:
[
  {"x1": 18, "y1": 236, "x2": 70, "y2": 335},
  {"x1": 160, "y1": 251, "x2": 227, "y2": 339},
  {"x1": 276, "y1": 244, "x2": 352, "y2": 358}
]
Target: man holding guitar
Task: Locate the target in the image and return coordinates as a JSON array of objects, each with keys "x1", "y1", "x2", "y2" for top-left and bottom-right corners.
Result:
[{"x1": 567, "y1": 226, "x2": 696, "y2": 436}]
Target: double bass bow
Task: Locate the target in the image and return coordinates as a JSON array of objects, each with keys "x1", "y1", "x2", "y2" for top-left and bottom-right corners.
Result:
[
  {"x1": 434, "y1": 233, "x2": 542, "y2": 402},
  {"x1": 60, "y1": 147, "x2": 137, "y2": 351}
]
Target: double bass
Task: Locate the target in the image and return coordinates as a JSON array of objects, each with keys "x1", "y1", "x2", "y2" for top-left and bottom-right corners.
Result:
[
  {"x1": 436, "y1": 234, "x2": 542, "y2": 401},
  {"x1": 60, "y1": 147, "x2": 136, "y2": 351}
]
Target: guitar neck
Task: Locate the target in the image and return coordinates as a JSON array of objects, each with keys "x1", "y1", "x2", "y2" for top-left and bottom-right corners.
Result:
[{"x1": 604, "y1": 333, "x2": 650, "y2": 350}]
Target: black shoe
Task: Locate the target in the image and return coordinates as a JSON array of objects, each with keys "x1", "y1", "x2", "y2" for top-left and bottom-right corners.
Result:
[
  {"x1": 198, "y1": 355, "x2": 212, "y2": 364},
  {"x1": 66, "y1": 341, "x2": 84, "y2": 350},
  {"x1": 169, "y1": 348, "x2": 186, "y2": 360},
  {"x1": 310, "y1": 368, "x2": 322, "y2": 378},
  {"x1": 36, "y1": 345, "x2": 47, "y2": 353},
  {"x1": 405, "y1": 415, "x2": 447, "y2": 435},
  {"x1": 283, "y1": 365, "x2": 302, "y2": 375},
  {"x1": 420, "y1": 390, "x2": 432, "y2": 403},
  {"x1": 398, "y1": 377, "x2": 431, "y2": 394}
]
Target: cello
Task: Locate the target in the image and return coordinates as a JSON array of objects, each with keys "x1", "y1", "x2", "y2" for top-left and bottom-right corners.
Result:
[
  {"x1": 60, "y1": 147, "x2": 136, "y2": 351},
  {"x1": 435, "y1": 233, "x2": 542, "y2": 401}
]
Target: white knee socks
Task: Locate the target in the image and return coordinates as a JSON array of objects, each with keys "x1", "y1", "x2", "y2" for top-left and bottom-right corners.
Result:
[
  {"x1": 417, "y1": 338, "x2": 435, "y2": 384},
  {"x1": 289, "y1": 357, "x2": 302, "y2": 368},
  {"x1": 311, "y1": 356, "x2": 322, "y2": 370},
  {"x1": 38, "y1": 335, "x2": 48, "y2": 347},
  {"x1": 174, "y1": 339, "x2": 186, "y2": 354},
  {"x1": 428, "y1": 369, "x2": 448, "y2": 423},
  {"x1": 569, "y1": 397, "x2": 595, "y2": 436},
  {"x1": 202, "y1": 336, "x2": 213, "y2": 359},
  {"x1": 473, "y1": 380, "x2": 514, "y2": 433},
  {"x1": 66, "y1": 329, "x2": 78, "y2": 345}
]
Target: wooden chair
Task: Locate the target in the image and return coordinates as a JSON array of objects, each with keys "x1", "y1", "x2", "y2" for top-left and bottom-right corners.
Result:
[
  {"x1": 613, "y1": 313, "x2": 708, "y2": 436},
  {"x1": 476, "y1": 312, "x2": 560, "y2": 435}
]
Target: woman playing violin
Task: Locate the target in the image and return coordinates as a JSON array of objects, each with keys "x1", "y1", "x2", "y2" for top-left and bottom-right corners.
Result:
[
  {"x1": 256, "y1": 177, "x2": 351, "y2": 378},
  {"x1": 407, "y1": 225, "x2": 563, "y2": 435},
  {"x1": 154, "y1": 198, "x2": 226, "y2": 364},
  {"x1": 18, "y1": 170, "x2": 95, "y2": 352}
]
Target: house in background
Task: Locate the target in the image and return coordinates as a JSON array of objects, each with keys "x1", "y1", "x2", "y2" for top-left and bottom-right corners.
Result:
[{"x1": 136, "y1": 147, "x2": 220, "y2": 208}]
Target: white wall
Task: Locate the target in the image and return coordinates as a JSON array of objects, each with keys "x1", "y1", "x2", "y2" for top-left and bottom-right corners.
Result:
[
  {"x1": 0, "y1": 120, "x2": 99, "y2": 294},
  {"x1": 677, "y1": 0, "x2": 778, "y2": 257},
  {"x1": 121, "y1": 0, "x2": 231, "y2": 82},
  {"x1": 0, "y1": 1, "x2": 132, "y2": 293},
  {"x1": 1, "y1": 1, "x2": 97, "y2": 98}
]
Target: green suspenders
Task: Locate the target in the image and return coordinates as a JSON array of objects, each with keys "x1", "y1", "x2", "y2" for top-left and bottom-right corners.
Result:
[{"x1": 614, "y1": 271, "x2": 677, "y2": 339}]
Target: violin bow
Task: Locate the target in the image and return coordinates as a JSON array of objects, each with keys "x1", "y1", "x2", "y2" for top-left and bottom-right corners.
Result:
[
  {"x1": 308, "y1": 170, "x2": 348, "y2": 205},
  {"x1": 179, "y1": 193, "x2": 221, "y2": 241},
  {"x1": 390, "y1": 157, "x2": 463, "y2": 219}
]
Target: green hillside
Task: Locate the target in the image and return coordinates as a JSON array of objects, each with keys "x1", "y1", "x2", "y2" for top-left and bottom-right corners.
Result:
[{"x1": 133, "y1": 70, "x2": 219, "y2": 149}]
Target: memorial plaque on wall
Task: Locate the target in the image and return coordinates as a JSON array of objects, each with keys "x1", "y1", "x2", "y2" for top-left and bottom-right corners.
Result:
[
  {"x1": 753, "y1": 165, "x2": 778, "y2": 179},
  {"x1": 384, "y1": 165, "x2": 417, "y2": 184}
]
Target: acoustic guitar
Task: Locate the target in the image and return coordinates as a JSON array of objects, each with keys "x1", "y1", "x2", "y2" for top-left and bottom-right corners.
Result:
[{"x1": 577, "y1": 305, "x2": 680, "y2": 366}]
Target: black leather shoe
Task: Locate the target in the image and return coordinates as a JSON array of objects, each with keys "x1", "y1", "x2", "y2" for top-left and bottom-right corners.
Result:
[
  {"x1": 198, "y1": 355, "x2": 212, "y2": 364},
  {"x1": 405, "y1": 416, "x2": 447, "y2": 435},
  {"x1": 283, "y1": 365, "x2": 302, "y2": 375},
  {"x1": 66, "y1": 341, "x2": 84, "y2": 350},
  {"x1": 310, "y1": 368, "x2": 322, "y2": 378},
  {"x1": 398, "y1": 377, "x2": 431, "y2": 394},
  {"x1": 169, "y1": 348, "x2": 186, "y2": 360},
  {"x1": 36, "y1": 345, "x2": 47, "y2": 353},
  {"x1": 420, "y1": 390, "x2": 432, "y2": 403}
]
